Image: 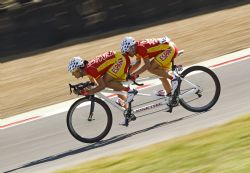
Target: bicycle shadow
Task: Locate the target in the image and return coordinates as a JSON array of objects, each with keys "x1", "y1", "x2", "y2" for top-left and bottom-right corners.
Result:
[{"x1": 4, "y1": 111, "x2": 208, "y2": 173}]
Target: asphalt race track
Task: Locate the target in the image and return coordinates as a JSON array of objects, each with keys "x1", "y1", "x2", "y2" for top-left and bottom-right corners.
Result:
[{"x1": 1, "y1": 58, "x2": 250, "y2": 173}]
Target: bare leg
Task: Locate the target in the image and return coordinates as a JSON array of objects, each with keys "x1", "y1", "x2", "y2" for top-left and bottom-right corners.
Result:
[
  {"x1": 103, "y1": 74, "x2": 128, "y2": 108},
  {"x1": 105, "y1": 81, "x2": 127, "y2": 102},
  {"x1": 148, "y1": 60, "x2": 173, "y2": 79},
  {"x1": 159, "y1": 78, "x2": 171, "y2": 94},
  {"x1": 149, "y1": 60, "x2": 173, "y2": 94}
]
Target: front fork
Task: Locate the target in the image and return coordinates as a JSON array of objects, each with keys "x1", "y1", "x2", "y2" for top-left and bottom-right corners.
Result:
[{"x1": 88, "y1": 95, "x2": 95, "y2": 121}]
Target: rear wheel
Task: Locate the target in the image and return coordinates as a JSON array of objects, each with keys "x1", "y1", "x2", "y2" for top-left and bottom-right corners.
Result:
[
  {"x1": 67, "y1": 97, "x2": 112, "y2": 143},
  {"x1": 179, "y1": 66, "x2": 221, "y2": 112}
]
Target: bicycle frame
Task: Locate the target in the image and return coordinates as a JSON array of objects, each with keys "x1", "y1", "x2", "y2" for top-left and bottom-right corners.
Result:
[
  {"x1": 173, "y1": 71, "x2": 201, "y2": 100},
  {"x1": 95, "y1": 89, "x2": 168, "y2": 114},
  {"x1": 95, "y1": 74, "x2": 201, "y2": 115}
]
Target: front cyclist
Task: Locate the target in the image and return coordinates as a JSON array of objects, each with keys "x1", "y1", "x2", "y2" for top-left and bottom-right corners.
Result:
[
  {"x1": 121, "y1": 36, "x2": 179, "y2": 100},
  {"x1": 68, "y1": 51, "x2": 137, "y2": 125}
]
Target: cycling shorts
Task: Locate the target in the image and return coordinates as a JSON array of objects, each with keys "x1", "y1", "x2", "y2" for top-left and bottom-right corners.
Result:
[{"x1": 153, "y1": 41, "x2": 178, "y2": 70}]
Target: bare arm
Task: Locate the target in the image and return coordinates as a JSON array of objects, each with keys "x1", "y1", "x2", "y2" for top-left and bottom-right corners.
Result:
[
  {"x1": 88, "y1": 76, "x2": 96, "y2": 83},
  {"x1": 132, "y1": 58, "x2": 151, "y2": 76},
  {"x1": 87, "y1": 77, "x2": 106, "y2": 95},
  {"x1": 129, "y1": 57, "x2": 141, "y2": 73}
]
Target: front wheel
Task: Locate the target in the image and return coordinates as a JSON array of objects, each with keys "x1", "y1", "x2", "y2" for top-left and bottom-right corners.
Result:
[
  {"x1": 178, "y1": 66, "x2": 221, "y2": 112},
  {"x1": 67, "y1": 96, "x2": 112, "y2": 143}
]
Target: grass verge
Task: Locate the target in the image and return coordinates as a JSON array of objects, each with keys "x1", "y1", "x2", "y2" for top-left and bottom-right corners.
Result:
[{"x1": 55, "y1": 114, "x2": 250, "y2": 173}]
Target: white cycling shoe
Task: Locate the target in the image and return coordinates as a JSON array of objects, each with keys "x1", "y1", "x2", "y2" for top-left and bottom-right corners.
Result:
[
  {"x1": 119, "y1": 118, "x2": 128, "y2": 126},
  {"x1": 156, "y1": 89, "x2": 167, "y2": 96},
  {"x1": 115, "y1": 98, "x2": 125, "y2": 107}
]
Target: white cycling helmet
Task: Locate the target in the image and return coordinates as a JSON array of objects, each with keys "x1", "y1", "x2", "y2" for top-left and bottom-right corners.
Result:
[
  {"x1": 68, "y1": 56, "x2": 84, "y2": 72},
  {"x1": 121, "y1": 36, "x2": 136, "y2": 54}
]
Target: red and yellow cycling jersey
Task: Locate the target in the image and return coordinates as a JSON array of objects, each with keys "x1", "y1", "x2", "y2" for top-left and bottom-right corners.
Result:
[
  {"x1": 135, "y1": 37, "x2": 178, "y2": 70},
  {"x1": 84, "y1": 51, "x2": 130, "y2": 80}
]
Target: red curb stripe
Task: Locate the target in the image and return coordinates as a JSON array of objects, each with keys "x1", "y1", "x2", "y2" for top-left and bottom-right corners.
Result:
[
  {"x1": 0, "y1": 116, "x2": 41, "y2": 129},
  {"x1": 209, "y1": 55, "x2": 250, "y2": 68}
]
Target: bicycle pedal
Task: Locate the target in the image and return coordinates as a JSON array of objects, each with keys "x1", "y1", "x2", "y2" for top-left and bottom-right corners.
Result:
[{"x1": 169, "y1": 97, "x2": 179, "y2": 107}]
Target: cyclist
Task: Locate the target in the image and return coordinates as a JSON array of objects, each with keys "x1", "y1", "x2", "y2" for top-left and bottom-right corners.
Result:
[
  {"x1": 68, "y1": 51, "x2": 137, "y2": 125},
  {"x1": 121, "y1": 36, "x2": 179, "y2": 99}
]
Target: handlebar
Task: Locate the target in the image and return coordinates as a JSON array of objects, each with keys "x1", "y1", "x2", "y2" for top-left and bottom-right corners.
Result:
[
  {"x1": 69, "y1": 81, "x2": 95, "y2": 95},
  {"x1": 133, "y1": 80, "x2": 144, "y2": 86},
  {"x1": 126, "y1": 74, "x2": 144, "y2": 86},
  {"x1": 69, "y1": 66, "x2": 144, "y2": 95},
  {"x1": 127, "y1": 65, "x2": 144, "y2": 86}
]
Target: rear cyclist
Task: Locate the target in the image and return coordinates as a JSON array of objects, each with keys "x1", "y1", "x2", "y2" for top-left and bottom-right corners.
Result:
[{"x1": 120, "y1": 36, "x2": 179, "y2": 102}]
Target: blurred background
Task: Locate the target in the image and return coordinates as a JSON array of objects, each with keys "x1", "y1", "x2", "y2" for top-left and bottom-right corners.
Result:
[
  {"x1": 0, "y1": 0, "x2": 249, "y2": 59},
  {"x1": 0, "y1": 0, "x2": 250, "y2": 118}
]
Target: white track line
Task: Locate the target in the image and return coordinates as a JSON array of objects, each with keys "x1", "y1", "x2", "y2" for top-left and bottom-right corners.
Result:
[{"x1": 1, "y1": 48, "x2": 249, "y2": 129}]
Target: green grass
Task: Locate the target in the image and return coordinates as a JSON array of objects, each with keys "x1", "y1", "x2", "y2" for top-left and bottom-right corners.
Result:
[{"x1": 55, "y1": 114, "x2": 250, "y2": 173}]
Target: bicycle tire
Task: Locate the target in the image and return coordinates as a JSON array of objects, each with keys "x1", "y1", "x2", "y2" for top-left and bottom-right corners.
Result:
[
  {"x1": 67, "y1": 97, "x2": 112, "y2": 143},
  {"x1": 179, "y1": 66, "x2": 221, "y2": 112}
]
